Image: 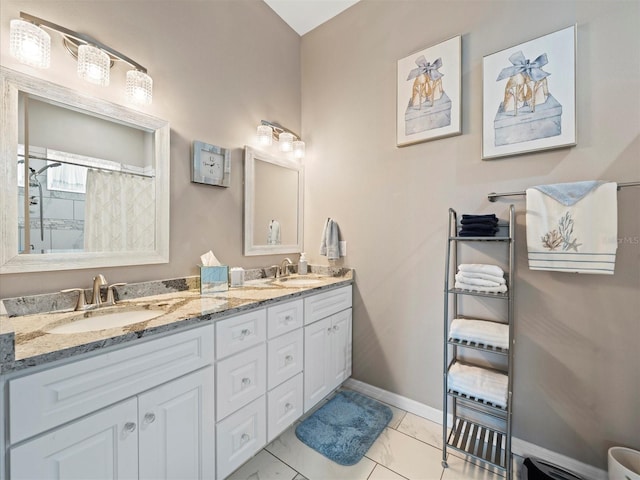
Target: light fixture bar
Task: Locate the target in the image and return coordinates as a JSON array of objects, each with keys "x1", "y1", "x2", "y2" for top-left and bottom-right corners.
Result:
[
  {"x1": 19, "y1": 12, "x2": 147, "y2": 73},
  {"x1": 260, "y1": 120, "x2": 300, "y2": 142}
]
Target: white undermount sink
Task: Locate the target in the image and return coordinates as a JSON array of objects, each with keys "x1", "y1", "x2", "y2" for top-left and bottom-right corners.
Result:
[
  {"x1": 47, "y1": 309, "x2": 163, "y2": 334},
  {"x1": 276, "y1": 277, "x2": 324, "y2": 287}
]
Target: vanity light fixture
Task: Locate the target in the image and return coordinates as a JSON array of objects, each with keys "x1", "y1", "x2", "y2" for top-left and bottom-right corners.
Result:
[
  {"x1": 9, "y1": 12, "x2": 153, "y2": 105},
  {"x1": 257, "y1": 120, "x2": 306, "y2": 159}
]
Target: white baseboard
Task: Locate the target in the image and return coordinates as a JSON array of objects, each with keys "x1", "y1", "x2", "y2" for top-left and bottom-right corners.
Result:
[{"x1": 343, "y1": 378, "x2": 607, "y2": 480}]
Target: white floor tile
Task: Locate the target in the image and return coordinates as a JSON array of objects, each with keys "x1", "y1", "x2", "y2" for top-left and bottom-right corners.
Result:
[
  {"x1": 365, "y1": 428, "x2": 444, "y2": 480},
  {"x1": 293, "y1": 475, "x2": 309, "y2": 480},
  {"x1": 441, "y1": 454, "x2": 504, "y2": 480},
  {"x1": 265, "y1": 424, "x2": 376, "y2": 480},
  {"x1": 226, "y1": 450, "x2": 298, "y2": 480},
  {"x1": 367, "y1": 464, "x2": 410, "y2": 480},
  {"x1": 385, "y1": 403, "x2": 407, "y2": 430},
  {"x1": 397, "y1": 413, "x2": 446, "y2": 450}
]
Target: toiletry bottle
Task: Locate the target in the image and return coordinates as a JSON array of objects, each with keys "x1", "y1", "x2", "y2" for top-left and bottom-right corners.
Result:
[{"x1": 298, "y1": 252, "x2": 308, "y2": 275}]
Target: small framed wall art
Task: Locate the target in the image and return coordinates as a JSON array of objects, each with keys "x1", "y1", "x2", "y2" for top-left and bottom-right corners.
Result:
[
  {"x1": 191, "y1": 141, "x2": 231, "y2": 187},
  {"x1": 482, "y1": 25, "x2": 577, "y2": 159},
  {"x1": 396, "y1": 35, "x2": 462, "y2": 147}
]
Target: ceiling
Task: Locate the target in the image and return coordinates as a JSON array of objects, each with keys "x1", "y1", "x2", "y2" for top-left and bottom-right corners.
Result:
[{"x1": 263, "y1": 0, "x2": 360, "y2": 36}]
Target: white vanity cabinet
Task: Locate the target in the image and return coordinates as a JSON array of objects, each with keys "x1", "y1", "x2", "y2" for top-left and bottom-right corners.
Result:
[
  {"x1": 303, "y1": 286, "x2": 353, "y2": 412},
  {"x1": 7, "y1": 325, "x2": 215, "y2": 480}
]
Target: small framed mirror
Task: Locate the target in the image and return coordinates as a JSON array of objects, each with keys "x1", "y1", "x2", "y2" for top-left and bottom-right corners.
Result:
[
  {"x1": 0, "y1": 67, "x2": 170, "y2": 274},
  {"x1": 244, "y1": 146, "x2": 303, "y2": 256}
]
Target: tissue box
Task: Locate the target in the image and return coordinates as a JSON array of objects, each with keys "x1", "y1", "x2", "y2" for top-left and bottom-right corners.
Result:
[{"x1": 200, "y1": 266, "x2": 229, "y2": 294}]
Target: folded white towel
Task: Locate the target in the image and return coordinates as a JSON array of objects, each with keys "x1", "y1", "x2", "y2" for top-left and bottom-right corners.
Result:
[
  {"x1": 449, "y1": 318, "x2": 509, "y2": 350},
  {"x1": 454, "y1": 271, "x2": 506, "y2": 285},
  {"x1": 458, "y1": 264, "x2": 505, "y2": 278},
  {"x1": 455, "y1": 273, "x2": 502, "y2": 287},
  {"x1": 526, "y1": 182, "x2": 618, "y2": 274},
  {"x1": 448, "y1": 362, "x2": 508, "y2": 408},
  {"x1": 454, "y1": 281, "x2": 507, "y2": 294}
]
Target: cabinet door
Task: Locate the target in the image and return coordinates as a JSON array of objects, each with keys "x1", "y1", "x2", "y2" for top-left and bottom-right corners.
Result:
[
  {"x1": 138, "y1": 366, "x2": 215, "y2": 480},
  {"x1": 10, "y1": 398, "x2": 138, "y2": 480},
  {"x1": 303, "y1": 316, "x2": 332, "y2": 412},
  {"x1": 330, "y1": 309, "x2": 352, "y2": 390}
]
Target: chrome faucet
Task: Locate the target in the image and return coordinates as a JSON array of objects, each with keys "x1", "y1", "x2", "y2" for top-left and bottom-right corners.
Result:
[
  {"x1": 91, "y1": 274, "x2": 107, "y2": 306},
  {"x1": 280, "y1": 258, "x2": 293, "y2": 278},
  {"x1": 269, "y1": 265, "x2": 280, "y2": 278}
]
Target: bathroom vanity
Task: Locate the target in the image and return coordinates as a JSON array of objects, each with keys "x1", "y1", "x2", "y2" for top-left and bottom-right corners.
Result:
[{"x1": 0, "y1": 271, "x2": 353, "y2": 480}]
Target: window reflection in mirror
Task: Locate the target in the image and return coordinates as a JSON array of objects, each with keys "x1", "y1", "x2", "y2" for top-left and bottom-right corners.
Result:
[
  {"x1": 18, "y1": 94, "x2": 155, "y2": 254},
  {"x1": 244, "y1": 146, "x2": 303, "y2": 256}
]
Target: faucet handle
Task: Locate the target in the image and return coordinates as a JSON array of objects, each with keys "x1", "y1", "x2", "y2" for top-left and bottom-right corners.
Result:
[
  {"x1": 61, "y1": 288, "x2": 87, "y2": 311},
  {"x1": 106, "y1": 283, "x2": 127, "y2": 306}
]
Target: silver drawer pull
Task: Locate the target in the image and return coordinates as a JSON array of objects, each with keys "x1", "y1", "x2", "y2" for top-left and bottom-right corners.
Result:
[
  {"x1": 240, "y1": 433, "x2": 251, "y2": 444},
  {"x1": 333, "y1": 325, "x2": 340, "y2": 331},
  {"x1": 241, "y1": 377, "x2": 252, "y2": 387},
  {"x1": 285, "y1": 402, "x2": 293, "y2": 412},
  {"x1": 284, "y1": 315, "x2": 293, "y2": 323},
  {"x1": 285, "y1": 354, "x2": 294, "y2": 364},
  {"x1": 240, "y1": 328, "x2": 251, "y2": 338},
  {"x1": 327, "y1": 327, "x2": 332, "y2": 333},
  {"x1": 124, "y1": 422, "x2": 137, "y2": 433},
  {"x1": 143, "y1": 412, "x2": 156, "y2": 425}
]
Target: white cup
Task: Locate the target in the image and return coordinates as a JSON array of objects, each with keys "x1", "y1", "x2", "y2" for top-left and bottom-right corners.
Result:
[{"x1": 609, "y1": 447, "x2": 640, "y2": 480}]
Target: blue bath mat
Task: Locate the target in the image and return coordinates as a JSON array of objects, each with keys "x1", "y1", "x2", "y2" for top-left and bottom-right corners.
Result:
[{"x1": 295, "y1": 390, "x2": 393, "y2": 466}]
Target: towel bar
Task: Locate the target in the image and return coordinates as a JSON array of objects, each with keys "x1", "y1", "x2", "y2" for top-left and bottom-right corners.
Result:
[{"x1": 488, "y1": 181, "x2": 640, "y2": 202}]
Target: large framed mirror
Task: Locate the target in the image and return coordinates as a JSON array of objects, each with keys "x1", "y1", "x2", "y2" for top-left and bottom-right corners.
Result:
[
  {"x1": 244, "y1": 146, "x2": 303, "y2": 256},
  {"x1": 0, "y1": 67, "x2": 170, "y2": 274}
]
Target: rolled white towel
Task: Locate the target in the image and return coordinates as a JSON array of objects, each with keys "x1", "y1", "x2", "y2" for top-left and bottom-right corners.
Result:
[
  {"x1": 449, "y1": 318, "x2": 509, "y2": 350},
  {"x1": 448, "y1": 362, "x2": 508, "y2": 408},
  {"x1": 455, "y1": 273, "x2": 503, "y2": 287},
  {"x1": 454, "y1": 281, "x2": 507, "y2": 294},
  {"x1": 458, "y1": 264, "x2": 504, "y2": 278},
  {"x1": 454, "y1": 271, "x2": 506, "y2": 285}
]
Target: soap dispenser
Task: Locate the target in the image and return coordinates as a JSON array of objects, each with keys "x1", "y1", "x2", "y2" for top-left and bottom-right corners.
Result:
[{"x1": 298, "y1": 252, "x2": 308, "y2": 275}]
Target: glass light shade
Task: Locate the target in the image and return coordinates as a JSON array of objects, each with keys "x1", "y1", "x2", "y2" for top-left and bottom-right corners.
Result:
[
  {"x1": 77, "y1": 44, "x2": 110, "y2": 86},
  {"x1": 257, "y1": 125, "x2": 273, "y2": 146},
  {"x1": 293, "y1": 140, "x2": 305, "y2": 159},
  {"x1": 279, "y1": 132, "x2": 294, "y2": 152},
  {"x1": 126, "y1": 70, "x2": 153, "y2": 105},
  {"x1": 9, "y1": 19, "x2": 51, "y2": 69}
]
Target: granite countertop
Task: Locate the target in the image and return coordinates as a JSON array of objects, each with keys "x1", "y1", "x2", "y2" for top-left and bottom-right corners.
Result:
[{"x1": 0, "y1": 269, "x2": 353, "y2": 374}]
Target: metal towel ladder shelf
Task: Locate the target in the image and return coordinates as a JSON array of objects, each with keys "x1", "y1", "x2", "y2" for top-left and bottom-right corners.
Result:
[{"x1": 442, "y1": 206, "x2": 515, "y2": 478}]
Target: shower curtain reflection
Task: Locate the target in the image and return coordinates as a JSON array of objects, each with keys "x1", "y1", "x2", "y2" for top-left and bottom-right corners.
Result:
[{"x1": 84, "y1": 169, "x2": 156, "y2": 252}]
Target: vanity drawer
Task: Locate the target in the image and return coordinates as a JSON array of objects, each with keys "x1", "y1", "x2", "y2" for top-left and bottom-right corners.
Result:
[
  {"x1": 267, "y1": 299, "x2": 303, "y2": 339},
  {"x1": 216, "y1": 344, "x2": 266, "y2": 420},
  {"x1": 267, "y1": 329, "x2": 303, "y2": 389},
  {"x1": 216, "y1": 308, "x2": 266, "y2": 360},
  {"x1": 216, "y1": 396, "x2": 266, "y2": 480},
  {"x1": 9, "y1": 325, "x2": 214, "y2": 444},
  {"x1": 304, "y1": 285, "x2": 352, "y2": 325},
  {"x1": 267, "y1": 373, "x2": 303, "y2": 442}
]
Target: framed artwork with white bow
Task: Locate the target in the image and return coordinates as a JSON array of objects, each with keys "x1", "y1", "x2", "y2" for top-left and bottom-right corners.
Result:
[
  {"x1": 396, "y1": 35, "x2": 462, "y2": 147},
  {"x1": 482, "y1": 25, "x2": 577, "y2": 159}
]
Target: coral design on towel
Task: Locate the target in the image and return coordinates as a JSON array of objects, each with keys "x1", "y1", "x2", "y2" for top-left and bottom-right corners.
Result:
[{"x1": 541, "y1": 211, "x2": 581, "y2": 252}]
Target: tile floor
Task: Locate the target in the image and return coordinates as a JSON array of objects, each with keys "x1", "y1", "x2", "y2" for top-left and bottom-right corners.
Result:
[{"x1": 227, "y1": 390, "x2": 525, "y2": 480}]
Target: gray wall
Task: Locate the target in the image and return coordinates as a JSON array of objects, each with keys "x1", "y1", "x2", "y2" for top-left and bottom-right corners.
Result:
[
  {"x1": 301, "y1": 0, "x2": 639, "y2": 469},
  {"x1": 0, "y1": 0, "x2": 301, "y2": 294}
]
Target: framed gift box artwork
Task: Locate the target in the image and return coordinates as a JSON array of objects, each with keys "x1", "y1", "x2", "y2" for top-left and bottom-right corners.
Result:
[
  {"x1": 396, "y1": 35, "x2": 462, "y2": 147},
  {"x1": 482, "y1": 25, "x2": 577, "y2": 159}
]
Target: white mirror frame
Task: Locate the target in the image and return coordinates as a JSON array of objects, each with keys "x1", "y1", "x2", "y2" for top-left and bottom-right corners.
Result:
[
  {"x1": 0, "y1": 67, "x2": 170, "y2": 274},
  {"x1": 244, "y1": 146, "x2": 304, "y2": 256}
]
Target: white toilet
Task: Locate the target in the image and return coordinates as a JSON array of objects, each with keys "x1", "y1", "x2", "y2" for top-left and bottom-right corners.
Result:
[{"x1": 609, "y1": 447, "x2": 640, "y2": 480}]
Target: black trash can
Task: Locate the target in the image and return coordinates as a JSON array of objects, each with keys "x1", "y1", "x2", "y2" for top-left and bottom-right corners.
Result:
[{"x1": 524, "y1": 457, "x2": 585, "y2": 480}]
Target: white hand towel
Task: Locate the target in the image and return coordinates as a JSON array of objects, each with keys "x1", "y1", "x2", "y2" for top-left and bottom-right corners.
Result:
[
  {"x1": 448, "y1": 362, "x2": 508, "y2": 408},
  {"x1": 320, "y1": 218, "x2": 341, "y2": 260},
  {"x1": 526, "y1": 182, "x2": 618, "y2": 274},
  {"x1": 449, "y1": 318, "x2": 509, "y2": 350},
  {"x1": 267, "y1": 220, "x2": 281, "y2": 245},
  {"x1": 454, "y1": 271, "x2": 506, "y2": 285},
  {"x1": 458, "y1": 264, "x2": 505, "y2": 278},
  {"x1": 455, "y1": 273, "x2": 503, "y2": 287},
  {"x1": 454, "y1": 281, "x2": 507, "y2": 294}
]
